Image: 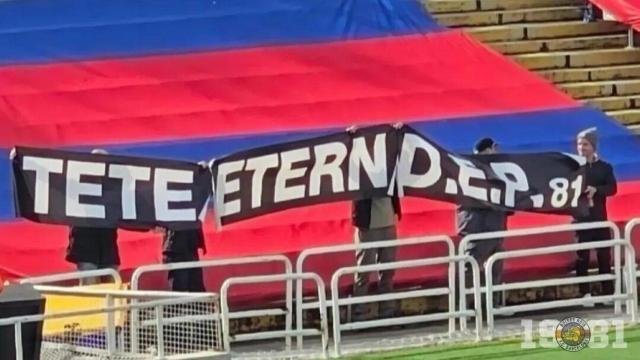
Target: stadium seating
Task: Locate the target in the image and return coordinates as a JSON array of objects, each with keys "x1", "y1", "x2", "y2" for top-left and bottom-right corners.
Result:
[{"x1": 427, "y1": 0, "x2": 640, "y2": 129}]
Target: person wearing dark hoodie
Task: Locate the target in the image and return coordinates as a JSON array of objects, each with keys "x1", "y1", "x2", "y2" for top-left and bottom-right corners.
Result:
[
  {"x1": 66, "y1": 149, "x2": 121, "y2": 285},
  {"x1": 456, "y1": 138, "x2": 511, "y2": 306},
  {"x1": 574, "y1": 127, "x2": 617, "y2": 299}
]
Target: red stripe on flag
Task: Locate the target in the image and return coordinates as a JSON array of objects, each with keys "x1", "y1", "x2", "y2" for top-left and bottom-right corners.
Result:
[{"x1": 0, "y1": 31, "x2": 576, "y2": 147}]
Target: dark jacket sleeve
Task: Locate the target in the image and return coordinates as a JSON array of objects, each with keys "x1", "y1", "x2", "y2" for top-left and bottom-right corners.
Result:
[
  {"x1": 596, "y1": 163, "x2": 617, "y2": 197},
  {"x1": 392, "y1": 194, "x2": 402, "y2": 221},
  {"x1": 197, "y1": 226, "x2": 207, "y2": 254},
  {"x1": 352, "y1": 199, "x2": 371, "y2": 229}
]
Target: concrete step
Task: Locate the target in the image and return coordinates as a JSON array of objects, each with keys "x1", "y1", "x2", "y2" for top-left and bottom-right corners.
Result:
[
  {"x1": 490, "y1": 34, "x2": 628, "y2": 55},
  {"x1": 424, "y1": 0, "x2": 477, "y2": 14},
  {"x1": 607, "y1": 109, "x2": 640, "y2": 125},
  {"x1": 426, "y1": 0, "x2": 584, "y2": 14},
  {"x1": 540, "y1": 64, "x2": 640, "y2": 83},
  {"x1": 514, "y1": 48, "x2": 640, "y2": 70},
  {"x1": 629, "y1": 124, "x2": 640, "y2": 134},
  {"x1": 436, "y1": 6, "x2": 583, "y2": 27},
  {"x1": 467, "y1": 21, "x2": 626, "y2": 42},
  {"x1": 583, "y1": 96, "x2": 640, "y2": 111},
  {"x1": 558, "y1": 79, "x2": 640, "y2": 99}
]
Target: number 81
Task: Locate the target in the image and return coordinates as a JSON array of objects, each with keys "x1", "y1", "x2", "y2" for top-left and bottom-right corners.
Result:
[{"x1": 549, "y1": 176, "x2": 583, "y2": 208}]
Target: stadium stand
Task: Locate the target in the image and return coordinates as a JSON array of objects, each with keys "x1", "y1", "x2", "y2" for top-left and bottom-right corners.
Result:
[
  {"x1": 1, "y1": 0, "x2": 640, "y2": 339},
  {"x1": 426, "y1": 0, "x2": 640, "y2": 130}
]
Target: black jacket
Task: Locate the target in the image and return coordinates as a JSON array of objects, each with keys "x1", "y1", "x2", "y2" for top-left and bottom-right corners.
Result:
[
  {"x1": 162, "y1": 227, "x2": 206, "y2": 263},
  {"x1": 456, "y1": 206, "x2": 510, "y2": 237},
  {"x1": 66, "y1": 227, "x2": 119, "y2": 266},
  {"x1": 575, "y1": 159, "x2": 617, "y2": 222},
  {"x1": 352, "y1": 196, "x2": 402, "y2": 229}
]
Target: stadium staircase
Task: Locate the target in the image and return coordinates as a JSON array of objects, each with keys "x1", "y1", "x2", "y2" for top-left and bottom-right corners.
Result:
[{"x1": 425, "y1": 0, "x2": 640, "y2": 133}]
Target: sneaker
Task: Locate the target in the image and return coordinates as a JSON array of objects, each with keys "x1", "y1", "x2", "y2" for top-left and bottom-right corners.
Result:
[
  {"x1": 582, "y1": 293, "x2": 595, "y2": 308},
  {"x1": 600, "y1": 299, "x2": 614, "y2": 307},
  {"x1": 495, "y1": 307, "x2": 515, "y2": 317}
]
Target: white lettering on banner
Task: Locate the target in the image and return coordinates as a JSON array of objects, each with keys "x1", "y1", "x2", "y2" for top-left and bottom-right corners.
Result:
[
  {"x1": 245, "y1": 154, "x2": 279, "y2": 208},
  {"x1": 348, "y1": 134, "x2": 388, "y2": 191},
  {"x1": 549, "y1": 176, "x2": 583, "y2": 208},
  {"x1": 66, "y1": 160, "x2": 106, "y2": 219},
  {"x1": 22, "y1": 156, "x2": 64, "y2": 215},
  {"x1": 397, "y1": 133, "x2": 441, "y2": 190},
  {"x1": 570, "y1": 176, "x2": 583, "y2": 207},
  {"x1": 309, "y1": 142, "x2": 347, "y2": 196},
  {"x1": 449, "y1": 155, "x2": 487, "y2": 201},
  {"x1": 274, "y1": 148, "x2": 310, "y2": 203},
  {"x1": 215, "y1": 160, "x2": 245, "y2": 217},
  {"x1": 108, "y1": 164, "x2": 151, "y2": 219},
  {"x1": 490, "y1": 162, "x2": 529, "y2": 207},
  {"x1": 154, "y1": 168, "x2": 195, "y2": 221}
]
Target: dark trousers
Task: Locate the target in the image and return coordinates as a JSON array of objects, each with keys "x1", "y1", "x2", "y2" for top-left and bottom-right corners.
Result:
[
  {"x1": 466, "y1": 239, "x2": 504, "y2": 286},
  {"x1": 168, "y1": 267, "x2": 205, "y2": 292},
  {"x1": 576, "y1": 229, "x2": 613, "y2": 295},
  {"x1": 353, "y1": 226, "x2": 398, "y2": 318},
  {"x1": 464, "y1": 239, "x2": 504, "y2": 307},
  {"x1": 164, "y1": 251, "x2": 206, "y2": 292}
]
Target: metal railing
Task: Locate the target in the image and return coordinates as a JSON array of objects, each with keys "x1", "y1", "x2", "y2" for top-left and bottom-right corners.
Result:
[
  {"x1": 458, "y1": 221, "x2": 622, "y2": 330},
  {"x1": 0, "y1": 286, "x2": 221, "y2": 360},
  {"x1": 19, "y1": 268, "x2": 122, "y2": 286},
  {"x1": 295, "y1": 235, "x2": 454, "y2": 349},
  {"x1": 129, "y1": 254, "x2": 292, "y2": 352},
  {"x1": 330, "y1": 255, "x2": 482, "y2": 357},
  {"x1": 220, "y1": 273, "x2": 329, "y2": 358},
  {"x1": 624, "y1": 218, "x2": 640, "y2": 271},
  {"x1": 624, "y1": 217, "x2": 640, "y2": 311},
  {"x1": 484, "y1": 239, "x2": 638, "y2": 337},
  {"x1": 130, "y1": 254, "x2": 293, "y2": 291}
]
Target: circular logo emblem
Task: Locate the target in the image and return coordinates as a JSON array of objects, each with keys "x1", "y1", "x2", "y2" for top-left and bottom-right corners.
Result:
[{"x1": 555, "y1": 317, "x2": 590, "y2": 352}]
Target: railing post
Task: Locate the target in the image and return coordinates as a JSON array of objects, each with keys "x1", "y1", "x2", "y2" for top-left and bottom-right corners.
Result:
[
  {"x1": 331, "y1": 274, "x2": 342, "y2": 358},
  {"x1": 295, "y1": 265, "x2": 304, "y2": 350},
  {"x1": 448, "y1": 255, "x2": 456, "y2": 337},
  {"x1": 458, "y1": 258, "x2": 467, "y2": 332},
  {"x1": 285, "y1": 275, "x2": 293, "y2": 351},
  {"x1": 614, "y1": 243, "x2": 622, "y2": 314},
  {"x1": 155, "y1": 305, "x2": 165, "y2": 359},
  {"x1": 485, "y1": 259, "x2": 495, "y2": 339},
  {"x1": 131, "y1": 302, "x2": 140, "y2": 353},
  {"x1": 106, "y1": 294, "x2": 117, "y2": 354},
  {"x1": 220, "y1": 287, "x2": 231, "y2": 352},
  {"x1": 14, "y1": 322, "x2": 23, "y2": 360}
]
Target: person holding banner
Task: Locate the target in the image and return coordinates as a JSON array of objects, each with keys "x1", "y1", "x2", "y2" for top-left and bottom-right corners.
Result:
[
  {"x1": 573, "y1": 128, "x2": 617, "y2": 299},
  {"x1": 348, "y1": 125, "x2": 402, "y2": 321},
  {"x1": 456, "y1": 138, "x2": 511, "y2": 306},
  {"x1": 10, "y1": 147, "x2": 120, "y2": 284},
  {"x1": 155, "y1": 226, "x2": 206, "y2": 292},
  {"x1": 65, "y1": 149, "x2": 122, "y2": 285}
]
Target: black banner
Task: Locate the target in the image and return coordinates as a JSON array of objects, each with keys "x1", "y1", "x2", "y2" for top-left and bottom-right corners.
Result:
[
  {"x1": 397, "y1": 127, "x2": 587, "y2": 214},
  {"x1": 11, "y1": 125, "x2": 588, "y2": 229},
  {"x1": 212, "y1": 125, "x2": 587, "y2": 225},
  {"x1": 211, "y1": 125, "x2": 400, "y2": 225},
  {"x1": 12, "y1": 147, "x2": 212, "y2": 229}
]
